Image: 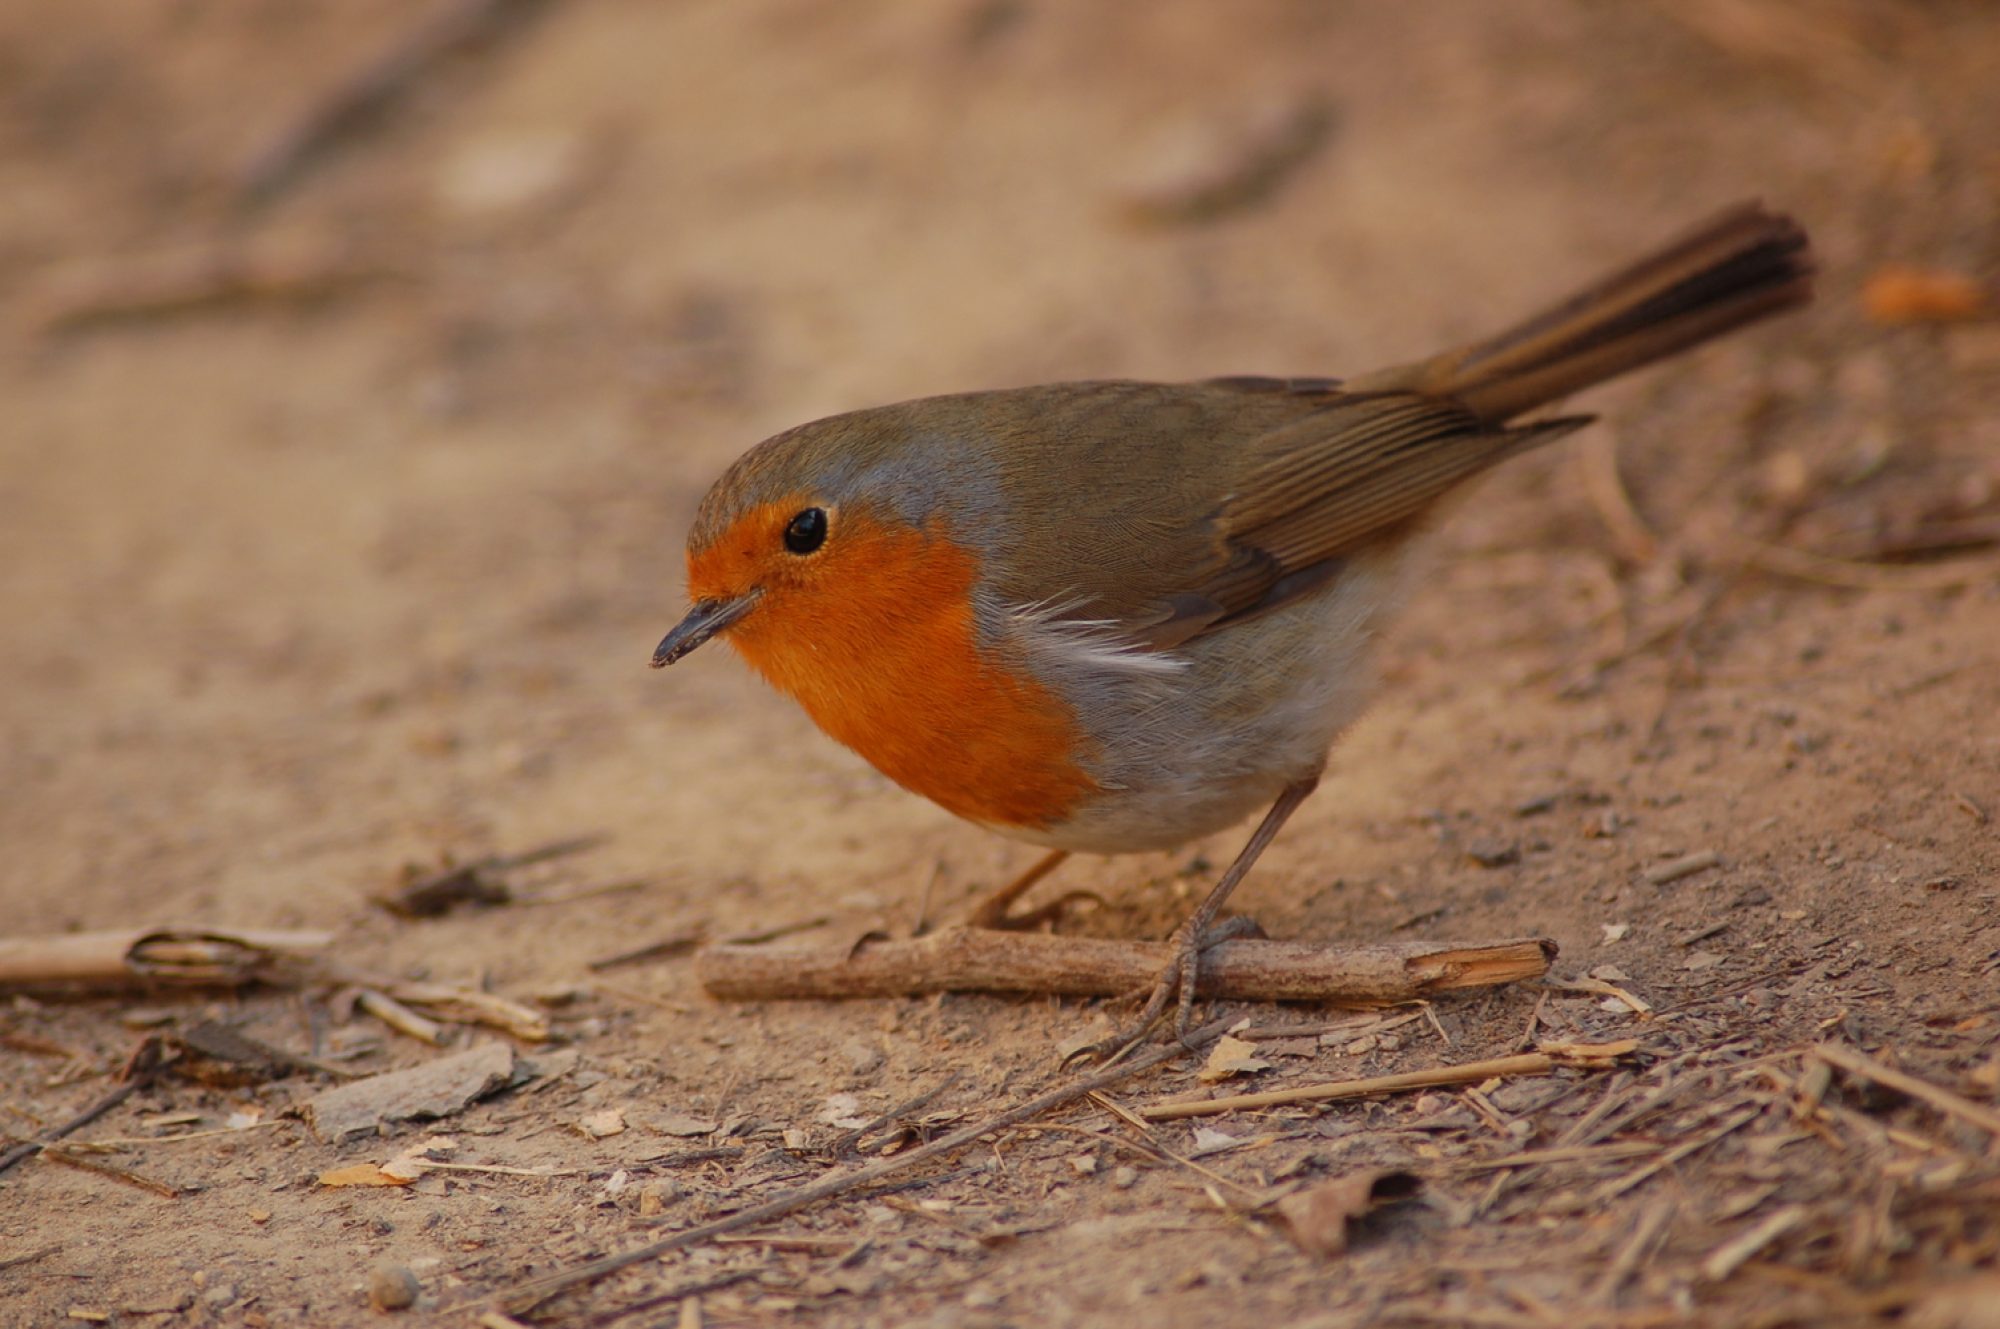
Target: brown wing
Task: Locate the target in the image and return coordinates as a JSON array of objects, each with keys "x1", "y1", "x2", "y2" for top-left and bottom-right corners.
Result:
[{"x1": 1133, "y1": 393, "x2": 1586, "y2": 649}]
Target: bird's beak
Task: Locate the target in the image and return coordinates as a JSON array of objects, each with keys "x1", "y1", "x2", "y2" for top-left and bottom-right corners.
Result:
[{"x1": 650, "y1": 590, "x2": 761, "y2": 667}]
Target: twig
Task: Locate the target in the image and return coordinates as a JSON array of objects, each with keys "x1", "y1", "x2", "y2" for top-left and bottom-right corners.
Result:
[
  {"x1": 239, "y1": 0, "x2": 548, "y2": 204},
  {"x1": 379, "y1": 980, "x2": 550, "y2": 1042},
  {"x1": 1732, "y1": 536, "x2": 2000, "y2": 592},
  {"x1": 355, "y1": 989, "x2": 445, "y2": 1044},
  {"x1": 831, "y1": 1072, "x2": 963, "y2": 1156},
  {"x1": 0, "y1": 928, "x2": 331, "y2": 991},
  {"x1": 1139, "y1": 1050, "x2": 1603, "y2": 1122},
  {"x1": 0, "y1": 1244, "x2": 61, "y2": 1274},
  {"x1": 26, "y1": 237, "x2": 378, "y2": 337},
  {"x1": 38, "y1": 1145, "x2": 180, "y2": 1198},
  {"x1": 479, "y1": 1018, "x2": 1239, "y2": 1316},
  {"x1": 1543, "y1": 975, "x2": 1653, "y2": 1016},
  {"x1": 74, "y1": 1120, "x2": 291, "y2": 1149},
  {"x1": 1237, "y1": 1010, "x2": 1425, "y2": 1042},
  {"x1": 1579, "y1": 432, "x2": 1662, "y2": 565},
  {"x1": 1815, "y1": 1043, "x2": 2000, "y2": 1138},
  {"x1": 582, "y1": 1271, "x2": 756, "y2": 1329},
  {"x1": 1451, "y1": 1141, "x2": 1659, "y2": 1172},
  {"x1": 1028, "y1": 1121, "x2": 1262, "y2": 1202},
  {"x1": 697, "y1": 930, "x2": 1553, "y2": 1002},
  {"x1": 1642, "y1": 850, "x2": 1721, "y2": 885},
  {"x1": 0, "y1": 1037, "x2": 167, "y2": 1175},
  {"x1": 1591, "y1": 1200, "x2": 1675, "y2": 1303},
  {"x1": 588, "y1": 925, "x2": 709, "y2": 972},
  {"x1": 1586, "y1": 1104, "x2": 1763, "y2": 1204},
  {"x1": 1700, "y1": 1204, "x2": 1809, "y2": 1282}
]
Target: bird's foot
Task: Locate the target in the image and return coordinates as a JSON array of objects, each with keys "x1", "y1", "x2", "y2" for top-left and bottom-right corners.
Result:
[{"x1": 1062, "y1": 915, "x2": 1266, "y2": 1066}]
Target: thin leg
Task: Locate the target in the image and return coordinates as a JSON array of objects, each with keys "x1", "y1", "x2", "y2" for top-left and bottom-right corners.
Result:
[
  {"x1": 1085, "y1": 775, "x2": 1321, "y2": 1062},
  {"x1": 963, "y1": 849, "x2": 1079, "y2": 930}
]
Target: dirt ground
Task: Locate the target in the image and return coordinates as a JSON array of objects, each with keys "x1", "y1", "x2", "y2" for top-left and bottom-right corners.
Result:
[{"x1": 4, "y1": 1, "x2": 1999, "y2": 1325}]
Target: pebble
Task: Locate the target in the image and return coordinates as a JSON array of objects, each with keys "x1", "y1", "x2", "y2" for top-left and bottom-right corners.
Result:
[{"x1": 369, "y1": 1264, "x2": 420, "y2": 1312}]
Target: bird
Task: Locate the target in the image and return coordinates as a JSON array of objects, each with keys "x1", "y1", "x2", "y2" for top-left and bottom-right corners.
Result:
[{"x1": 651, "y1": 202, "x2": 1812, "y2": 1053}]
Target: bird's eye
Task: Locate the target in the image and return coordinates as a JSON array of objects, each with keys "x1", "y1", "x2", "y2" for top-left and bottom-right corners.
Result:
[{"x1": 783, "y1": 507, "x2": 828, "y2": 555}]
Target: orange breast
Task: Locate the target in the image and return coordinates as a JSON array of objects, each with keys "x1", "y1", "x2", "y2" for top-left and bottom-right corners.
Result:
[{"x1": 695, "y1": 508, "x2": 1099, "y2": 830}]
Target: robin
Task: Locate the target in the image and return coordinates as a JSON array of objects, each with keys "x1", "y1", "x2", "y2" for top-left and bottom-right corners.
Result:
[{"x1": 653, "y1": 203, "x2": 1812, "y2": 1051}]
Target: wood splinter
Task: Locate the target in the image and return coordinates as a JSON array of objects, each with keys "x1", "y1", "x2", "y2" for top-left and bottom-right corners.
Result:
[{"x1": 696, "y1": 929, "x2": 1554, "y2": 1004}]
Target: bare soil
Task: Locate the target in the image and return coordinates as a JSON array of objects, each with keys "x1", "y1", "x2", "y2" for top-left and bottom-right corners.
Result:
[{"x1": 4, "y1": 2, "x2": 1998, "y2": 1325}]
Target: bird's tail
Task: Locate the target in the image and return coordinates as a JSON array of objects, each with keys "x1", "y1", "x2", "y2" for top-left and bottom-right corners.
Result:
[{"x1": 1354, "y1": 202, "x2": 1813, "y2": 424}]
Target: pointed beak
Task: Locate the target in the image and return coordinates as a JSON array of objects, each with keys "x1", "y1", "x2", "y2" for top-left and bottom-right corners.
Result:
[{"x1": 650, "y1": 590, "x2": 761, "y2": 667}]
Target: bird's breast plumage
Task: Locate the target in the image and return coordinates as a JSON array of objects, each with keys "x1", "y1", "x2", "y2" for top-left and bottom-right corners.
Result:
[{"x1": 710, "y1": 505, "x2": 1103, "y2": 831}]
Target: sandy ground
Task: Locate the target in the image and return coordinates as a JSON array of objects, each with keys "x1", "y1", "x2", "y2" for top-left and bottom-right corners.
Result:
[{"x1": 4, "y1": 1, "x2": 1999, "y2": 1325}]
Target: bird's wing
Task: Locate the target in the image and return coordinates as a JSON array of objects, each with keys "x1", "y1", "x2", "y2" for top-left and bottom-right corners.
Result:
[{"x1": 965, "y1": 378, "x2": 1582, "y2": 650}]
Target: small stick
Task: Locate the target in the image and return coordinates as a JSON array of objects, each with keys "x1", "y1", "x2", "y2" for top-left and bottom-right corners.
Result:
[
  {"x1": 1591, "y1": 1200, "x2": 1675, "y2": 1303},
  {"x1": 1732, "y1": 536, "x2": 2000, "y2": 592},
  {"x1": 1643, "y1": 850, "x2": 1720, "y2": 885},
  {"x1": 582, "y1": 1271, "x2": 755, "y2": 1329},
  {"x1": 1815, "y1": 1043, "x2": 2000, "y2": 1138},
  {"x1": 831, "y1": 1072, "x2": 963, "y2": 1156},
  {"x1": 1700, "y1": 1205, "x2": 1809, "y2": 1282},
  {"x1": 1240, "y1": 1010, "x2": 1427, "y2": 1043},
  {"x1": 38, "y1": 1145, "x2": 180, "y2": 1198},
  {"x1": 0, "y1": 1037, "x2": 166, "y2": 1176},
  {"x1": 355, "y1": 989, "x2": 445, "y2": 1044},
  {"x1": 710, "y1": 1234, "x2": 857, "y2": 1251},
  {"x1": 76, "y1": 1121, "x2": 291, "y2": 1149},
  {"x1": 238, "y1": 0, "x2": 547, "y2": 204},
  {"x1": 697, "y1": 930, "x2": 1553, "y2": 1003},
  {"x1": 589, "y1": 925, "x2": 709, "y2": 972},
  {"x1": 0, "y1": 1245, "x2": 60, "y2": 1274},
  {"x1": 1139, "y1": 1051, "x2": 1562, "y2": 1121},
  {"x1": 1450, "y1": 1140, "x2": 1659, "y2": 1172},
  {"x1": 1544, "y1": 975, "x2": 1653, "y2": 1016},
  {"x1": 1586, "y1": 1104, "x2": 1762, "y2": 1205},
  {"x1": 1578, "y1": 432, "x2": 1662, "y2": 565},
  {"x1": 480, "y1": 1018, "x2": 1239, "y2": 1316},
  {"x1": 0, "y1": 927, "x2": 331, "y2": 991}
]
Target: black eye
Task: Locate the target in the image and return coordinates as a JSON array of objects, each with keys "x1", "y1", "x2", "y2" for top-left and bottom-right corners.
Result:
[{"x1": 783, "y1": 507, "x2": 828, "y2": 555}]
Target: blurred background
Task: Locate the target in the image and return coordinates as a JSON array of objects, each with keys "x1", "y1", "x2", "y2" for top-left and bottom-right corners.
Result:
[{"x1": 4, "y1": 2, "x2": 2000, "y2": 1322}]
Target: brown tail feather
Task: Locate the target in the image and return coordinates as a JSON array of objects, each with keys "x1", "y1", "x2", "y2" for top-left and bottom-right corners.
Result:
[{"x1": 1355, "y1": 203, "x2": 1814, "y2": 424}]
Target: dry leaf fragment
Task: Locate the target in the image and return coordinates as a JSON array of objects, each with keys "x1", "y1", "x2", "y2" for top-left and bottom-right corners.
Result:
[
  {"x1": 649, "y1": 1113, "x2": 720, "y2": 1138},
  {"x1": 1189, "y1": 1127, "x2": 1249, "y2": 1157},
  {"x1": 300, "y1": 1041, "x2": 515, "y2": 1142},
  {"x1": 1199, "y1": 1034, "x2": 1274, "y2": 1083},
  {"x1": 1863, "y1": 266, "x2": 1990, "y2": 325},
  {"x1": 579, "y1": 1108, "x2": 627, "y2": 1139},
  {"x1": 318, "y1": 1135, "x2": 457, "y2": 1188},
  {"x1": 318, "y1": 1163, "x2": 409, "y2": 1188},
  {"x1": 816, "y1": 1093, "x2": 871, "y2": 1129},
  {"x1": 1276, "y1": 1170, "x2": 1422, "y2": 1257}
]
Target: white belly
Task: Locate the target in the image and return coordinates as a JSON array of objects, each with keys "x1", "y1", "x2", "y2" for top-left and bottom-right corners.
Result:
[{"x1": 994, "y1": 551, "x2": 1406, "y2": 855}]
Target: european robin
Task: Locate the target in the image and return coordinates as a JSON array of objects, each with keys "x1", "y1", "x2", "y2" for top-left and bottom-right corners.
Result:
[{"x1": 653, "y1": 203, "x2": 1812, "y2": 1050}]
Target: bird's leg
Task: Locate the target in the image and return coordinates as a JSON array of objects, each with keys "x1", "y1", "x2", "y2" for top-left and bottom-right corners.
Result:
[
  {"x1": 1081, "y1": 775, "x2": 1320, "y2": 1063},
  {"x1": 962, "y1": 849, "x2": 1101, "y2": 931}
]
